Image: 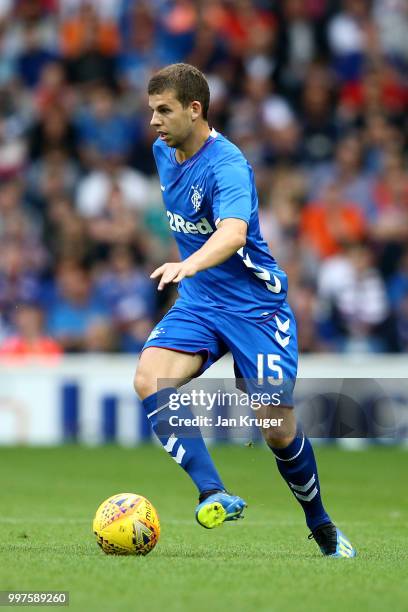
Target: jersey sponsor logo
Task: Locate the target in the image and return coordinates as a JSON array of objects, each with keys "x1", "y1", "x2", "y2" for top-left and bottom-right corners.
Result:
[
  {"x1": 190, "y1": 184, "x2": 203, "y2": 212},
  {"x1": 167, "y1": 211, "x2": 214, "y2": 235}
]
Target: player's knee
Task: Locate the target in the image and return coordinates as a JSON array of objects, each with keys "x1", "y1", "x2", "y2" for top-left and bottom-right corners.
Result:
[
  {"x1": 261, "y1": 420, "x2": 296, "y2": 449},
  {"x1": 133, "y1": 366, "x2": 156, "y2": 400},
  {"x1": 263, "y1": 430, "x2": 296, "y2": 449}
]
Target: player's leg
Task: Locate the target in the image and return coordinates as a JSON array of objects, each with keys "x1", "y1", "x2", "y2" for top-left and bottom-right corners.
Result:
[
  {"x1": 219, "y1": 302, "x2": 331, "y2": 533},
  {"x1": 256, "y1": 402, "x2": 332, "y2": 533},
  {"x1": 217, "y1": 302, "x2": 356, "y2": 556},
  {"x1": 256, "y1": 403, "x2": 330, "y2": 527},
  {"x1": 135, "y1": 346, "x2": 226, "y2": 495},
  {"x1": 135, "y1": 345, "x2": 203, "y2": 398},
  {"x1": 134, "y1": 305, "x2": 246, "y2": 525},
  {"x1": 256, "y1": 402, "x2": 355, "y2": 557}
]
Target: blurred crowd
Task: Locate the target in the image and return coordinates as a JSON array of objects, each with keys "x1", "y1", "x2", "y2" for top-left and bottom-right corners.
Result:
[{"x1": 0, "y1": 0, "x2": 407, "y2": 356}]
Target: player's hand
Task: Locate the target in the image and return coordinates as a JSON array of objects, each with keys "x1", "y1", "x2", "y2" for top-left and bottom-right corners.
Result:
[{"x1": 150, "y1": 261, "x2": 198, "y2": 290}]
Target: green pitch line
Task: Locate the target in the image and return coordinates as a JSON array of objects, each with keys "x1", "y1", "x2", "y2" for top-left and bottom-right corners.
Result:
[{"x1": 0, "y1": 445, "x2": 407, "y2": 612}]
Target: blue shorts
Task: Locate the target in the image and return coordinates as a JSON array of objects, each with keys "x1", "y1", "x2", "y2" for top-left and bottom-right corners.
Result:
[{"x1": 142, "y1": 299, "x2": 298, "y2": 405}]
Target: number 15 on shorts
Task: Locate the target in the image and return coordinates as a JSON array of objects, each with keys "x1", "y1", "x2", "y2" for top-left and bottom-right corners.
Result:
[{"x1": 257, "y1": 354, "x2": 283, "y2": 386}]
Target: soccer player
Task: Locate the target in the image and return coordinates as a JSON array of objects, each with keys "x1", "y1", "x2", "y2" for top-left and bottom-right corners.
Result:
[{"x1": 134, "y1": 64, "x2": 356, "y2": 558}]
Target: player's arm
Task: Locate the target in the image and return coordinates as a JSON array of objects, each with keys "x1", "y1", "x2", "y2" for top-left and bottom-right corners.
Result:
[{"x1": 150, "y1": 218, "x2": 247, "y2": 291}]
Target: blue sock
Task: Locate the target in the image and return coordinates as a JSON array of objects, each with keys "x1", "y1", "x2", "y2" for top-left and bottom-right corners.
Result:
[
  {"x1": 142, "y1": 387, "x2": 225, "y2": 496},
  {"x1": 270, "y1": 431, "x2": 331, "y2": 531}
]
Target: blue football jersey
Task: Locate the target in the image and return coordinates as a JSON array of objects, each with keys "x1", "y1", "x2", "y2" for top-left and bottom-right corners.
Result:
[{"x1": 153, "y1": 129, "x2": 288, "y2": 314}]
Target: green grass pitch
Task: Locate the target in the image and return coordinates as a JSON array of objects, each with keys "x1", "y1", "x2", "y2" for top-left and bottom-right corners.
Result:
[{"x1": 0, "y1": 444, "x2": 407, "y2": 611}]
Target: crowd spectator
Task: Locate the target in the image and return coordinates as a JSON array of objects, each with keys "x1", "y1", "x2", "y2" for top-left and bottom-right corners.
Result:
[
  {"x1": 16, "y1": 23, "x2": 58, "y2": 89},
  {"x1": 317, "y1": 242, "x2": 392, "y2": 352},
  {"x1": 47, "y1": 261, "x2": 108, "y2": 352},
  {"x1": 327, "y1": 0, "x2": 371, "y2": 83},
  {"x1": 95, "y1": 245, "x2": 156, "y2": 352},
  {"x1": 308, "y1": 134, "x2": 377, "y2": 220},
  {"x1": 28, "y1": 108, "x2": 77, "y2": 166},
  {"x1": 76, "y1": 157, "x2": 150, "y2": 219},
  {"x1": 116, "y1": 3, "x2": 159, "y2": 94},
  {"x1": 75, "y1": 85, "x2": 138, "y2": 166},
  {"x1": 0, "y1": 240, "x2": 44, "y2": 325},
  {"x1": 0, "y1": 301, "x2": 62, "y2": 358},
  {"x1": 300, "y1": 181, "x2": 366, "y2": 261},
  {"x1": 0, "y1": 0, "x2": 407, "y2": 356}
]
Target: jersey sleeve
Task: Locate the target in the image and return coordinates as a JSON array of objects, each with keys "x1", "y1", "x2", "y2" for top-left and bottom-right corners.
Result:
[{"x1": 210, "y1": 154, "x2": 252, "y2": 225}]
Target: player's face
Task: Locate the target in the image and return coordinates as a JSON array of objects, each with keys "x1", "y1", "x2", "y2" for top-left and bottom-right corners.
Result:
[{"x1": 149, "y1": 90, "x2": 194, "y2": 148}]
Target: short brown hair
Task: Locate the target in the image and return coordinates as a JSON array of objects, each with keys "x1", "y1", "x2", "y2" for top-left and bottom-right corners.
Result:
[{"x1": 148, "y1": 63, "x2": 210, "y2": 120}]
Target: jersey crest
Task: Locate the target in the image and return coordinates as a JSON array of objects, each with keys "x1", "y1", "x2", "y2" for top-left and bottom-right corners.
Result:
[{"x1": 190, "y1": 184, "x2": 204, "y2": 212}]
